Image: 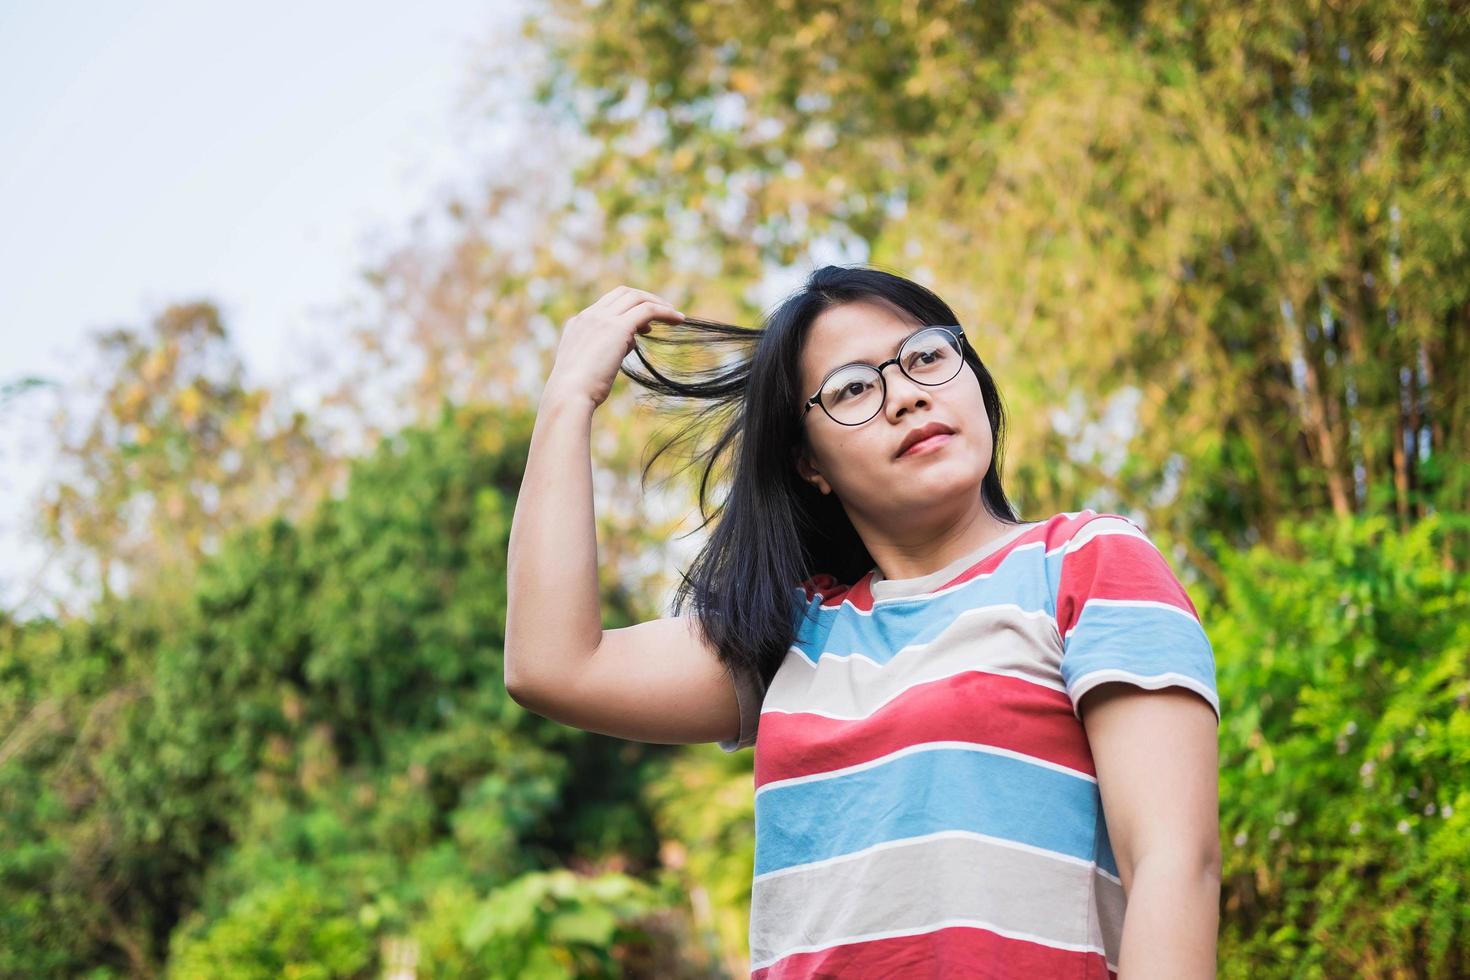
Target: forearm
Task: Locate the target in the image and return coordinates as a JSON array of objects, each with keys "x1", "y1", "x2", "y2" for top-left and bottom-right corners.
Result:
[
  {"x1": 503, "y1": 387, "x2": 603, "y2": 695},
  {"x1": 1115, "y1": 854, "x2": 1219, "y2": 979}
]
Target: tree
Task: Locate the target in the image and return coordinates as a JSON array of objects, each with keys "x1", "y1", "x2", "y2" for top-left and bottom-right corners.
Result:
[
  {"x1": 523, "y1": 0, "x2": 1468, "y2": 572},
  {"x1": 35, "y1": 301, "x2": 335, "y2": 608}
]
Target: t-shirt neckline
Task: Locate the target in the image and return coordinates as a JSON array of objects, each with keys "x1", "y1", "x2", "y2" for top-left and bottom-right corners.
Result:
[{"x1": 868, "y1": 520, "x2": 1041, "y2": 600}]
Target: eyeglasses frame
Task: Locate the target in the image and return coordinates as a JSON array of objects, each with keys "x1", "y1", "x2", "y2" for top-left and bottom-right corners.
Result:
[{"x1": 800, "y1": 324, "x2": 969, "y2": 426}]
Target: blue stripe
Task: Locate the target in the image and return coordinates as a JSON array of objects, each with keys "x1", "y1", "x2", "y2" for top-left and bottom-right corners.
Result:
[
  {"x1": 1094, "y1": 808, "x2": 1119, "y2": 877},
  {"x1": 1061, "y1": 603, "x2": 1216, "y2": 695},
  {"x1": 754, "y1": 747, "x2": 1113, "y2": 876},
  {"x1": 790, "y1": 546, "x2": 1056, "y2": 666}
]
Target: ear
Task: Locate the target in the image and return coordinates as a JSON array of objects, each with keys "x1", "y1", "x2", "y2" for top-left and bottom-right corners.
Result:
[{"x1": 794, "y1": 446, "x2": 832, "y2": 495}]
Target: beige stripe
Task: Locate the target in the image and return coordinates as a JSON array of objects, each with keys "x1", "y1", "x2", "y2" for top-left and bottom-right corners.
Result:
[
  {"x1": 750, "y1": 831, "x2": 1124, "y2": 969},
  {"x1": 764, "y1": 604, "x2": 1066, "y2": 720}
]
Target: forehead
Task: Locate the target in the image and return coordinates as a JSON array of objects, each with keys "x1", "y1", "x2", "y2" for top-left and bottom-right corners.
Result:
[{"x1": 801, "y1": 300, "x2": 925, "y2": 384}]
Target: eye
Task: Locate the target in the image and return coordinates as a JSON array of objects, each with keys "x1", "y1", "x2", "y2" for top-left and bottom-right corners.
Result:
[
  {"x1": 906, "y1": 346, "x2": 944, "y2": 368},
  {"x1": 832, "y1": 378, "x2": 873, "y2": 402}
]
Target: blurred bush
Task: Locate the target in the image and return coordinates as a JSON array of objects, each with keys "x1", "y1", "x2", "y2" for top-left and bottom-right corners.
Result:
[
  {"x1": 0, "y1": 403, "x2": 721, "y2": 978},
  {"x1": 1207, "y1": 511, "x2": 1470, "y2": 978}
]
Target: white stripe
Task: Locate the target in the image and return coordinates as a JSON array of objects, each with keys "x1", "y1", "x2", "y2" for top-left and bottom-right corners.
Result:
[
  {"x1": 751, "y1": 827, "x2": 1104, "y2": 884},
  {"x1": 764, "y1": 658, "x2": 1064, "y2": 714},
  {"x1": 1067, "y1": 669, "x2": 1221, "y2": 720}
]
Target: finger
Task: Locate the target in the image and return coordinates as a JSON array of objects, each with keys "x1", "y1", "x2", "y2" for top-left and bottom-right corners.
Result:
[
  {"x1": 608, "y1": 287, "x2": 677, "y2": 316},
  {"x1": 623, "y1": 299, "x2": 684, "y2": 327}
]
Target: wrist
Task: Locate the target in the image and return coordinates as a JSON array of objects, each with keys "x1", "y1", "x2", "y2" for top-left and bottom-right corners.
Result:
[{"x1": 538, "y1": 379, "x2": 599, "y2": 416}]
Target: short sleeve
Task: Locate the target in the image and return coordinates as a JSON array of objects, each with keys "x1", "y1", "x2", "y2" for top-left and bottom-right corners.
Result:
[
  {"x1": 1055, "y1": 515, "x2": 1220, "y2": 725},
  {"x1": 717, "y1": 663, "x2": 767, "y2": 753}
]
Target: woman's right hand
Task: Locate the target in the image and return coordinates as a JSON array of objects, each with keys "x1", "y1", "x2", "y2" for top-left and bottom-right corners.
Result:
[{"x1": 546, "y1": 286, "x2": 685, "y2": 409}]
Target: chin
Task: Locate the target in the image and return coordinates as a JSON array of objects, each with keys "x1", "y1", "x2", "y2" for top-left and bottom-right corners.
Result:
[{"x1": 908, "y1": 462, "x2": 986, "y2": 497}]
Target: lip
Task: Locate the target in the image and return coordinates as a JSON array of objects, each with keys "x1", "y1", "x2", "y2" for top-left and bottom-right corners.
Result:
[
  {"x1": 900, "y1": 432, "x2": 952, "y2": 457},
  {"x1": 896, "y1": 422, "x2": 956, "y2": 458}
]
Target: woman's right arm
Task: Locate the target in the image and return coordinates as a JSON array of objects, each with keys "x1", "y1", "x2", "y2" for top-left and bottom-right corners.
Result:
[{"x1": 503, "y1": 287, "x2": 748, "y2": 747}]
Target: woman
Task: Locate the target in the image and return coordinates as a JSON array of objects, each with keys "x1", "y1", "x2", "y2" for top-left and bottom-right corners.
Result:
[{"x1": 505, "y1": 265, "x2": 1221, "y2": 978}]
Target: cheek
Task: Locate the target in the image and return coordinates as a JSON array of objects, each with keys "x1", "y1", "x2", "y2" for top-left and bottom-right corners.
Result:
[
  {"x1": 813, "y1": 432, "x2": 880, "y2": 479},
  {"x1": 972, "y1": 413, "x2": 993, "y2": 447},
  {"x1": 957, "y1": 382, "x2": 992, "y2": 441}
]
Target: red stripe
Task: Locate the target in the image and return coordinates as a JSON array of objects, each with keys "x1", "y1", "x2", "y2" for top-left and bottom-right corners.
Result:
[
  {"x1": 754, "y1": 671, "x2": 1096, "y2": 789},
  {"x1": 752, "y1": 922, "x2": 1115, "y2": 979},
  {"x1": 1055, "y1": 532, "x2": 1199, "y2": 636}
]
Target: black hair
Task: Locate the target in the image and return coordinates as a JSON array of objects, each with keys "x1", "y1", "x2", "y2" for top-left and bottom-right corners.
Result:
[{"x1": 619, "y1": 263, "x2": 1021, "y2": 690}]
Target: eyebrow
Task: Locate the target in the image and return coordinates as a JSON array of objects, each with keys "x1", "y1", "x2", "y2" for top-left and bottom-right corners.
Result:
[{"x1": 817, "y1": 324, "x2": 928, "y2": 382}]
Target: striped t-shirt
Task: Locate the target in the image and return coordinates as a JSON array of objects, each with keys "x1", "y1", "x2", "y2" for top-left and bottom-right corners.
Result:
[{"x1": 718, "y1": 509, "x2": 1220, "y2": 978}]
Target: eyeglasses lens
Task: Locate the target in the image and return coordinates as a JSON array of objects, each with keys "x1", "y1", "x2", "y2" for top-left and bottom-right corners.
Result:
[{"x1": 819, "y1": 327, "x2": 964, "y2": 425}]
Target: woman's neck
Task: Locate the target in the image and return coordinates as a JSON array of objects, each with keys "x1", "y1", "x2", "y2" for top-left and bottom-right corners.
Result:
[{"x1": 865, "y1": 509, "x2": 1018, "y2": 584}]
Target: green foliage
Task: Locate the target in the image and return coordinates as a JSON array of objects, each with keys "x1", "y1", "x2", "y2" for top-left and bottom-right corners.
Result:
[
  {"x1": 166, "y1": 876, "x2": 375, "y2": 980},
  {"x1": 8, "y1": 385, "x2": 1468, "y2": 976},
  {"x1": 0, "y1": 600, "x2": 190, "y2": 975},
  {"x1": 0, "y1": 403, "x2": 693, "y2": 976},
  {"x1": 411, "y1": 869, "x2": 669, "y2": 978},
  {"x1": 641, "y1": 746, "x2": 758, "y2": 966},
  {"x1": 1206, "y1": 512, "x2": 1470, "y2": 978}
]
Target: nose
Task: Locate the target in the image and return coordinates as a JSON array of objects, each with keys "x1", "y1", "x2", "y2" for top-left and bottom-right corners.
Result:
[{"x1": 880, "y1": 360, "x2": 929, "y2": 419}]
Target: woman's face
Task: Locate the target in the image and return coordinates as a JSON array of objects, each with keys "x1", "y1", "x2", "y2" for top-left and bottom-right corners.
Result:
[{"x1": 794, "y1": 299, "x2": 995, "y2": 532}]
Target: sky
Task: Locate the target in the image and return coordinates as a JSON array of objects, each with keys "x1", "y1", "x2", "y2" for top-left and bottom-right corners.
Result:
[{"x1": 0, "y1": 0, "x2": 510, "y2": 613}]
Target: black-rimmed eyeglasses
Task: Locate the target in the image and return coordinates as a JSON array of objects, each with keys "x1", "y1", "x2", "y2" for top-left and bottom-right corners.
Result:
[{"x1": 801, "y1": 325, "x2": 969, "y2": 426}]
